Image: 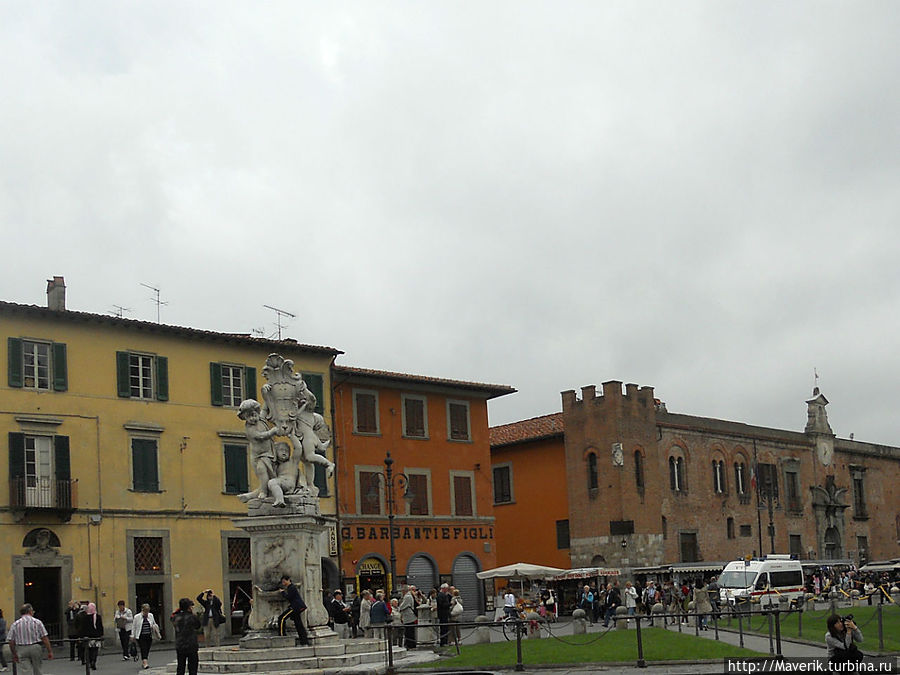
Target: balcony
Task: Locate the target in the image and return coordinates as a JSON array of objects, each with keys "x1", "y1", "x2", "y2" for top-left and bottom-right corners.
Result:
[{"x1": 10, "y1": 477, "x2": 78, "y2": 521}]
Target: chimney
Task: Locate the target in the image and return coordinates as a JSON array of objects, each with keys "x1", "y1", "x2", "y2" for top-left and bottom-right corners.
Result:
[{"x1": 46, "y1": 276, "x2": 66, "y2": 311}]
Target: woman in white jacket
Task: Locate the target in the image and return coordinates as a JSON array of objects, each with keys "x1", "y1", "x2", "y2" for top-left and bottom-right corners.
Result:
[{"x1": 131, "y1": 604, "x2": 160, "y2": 670}]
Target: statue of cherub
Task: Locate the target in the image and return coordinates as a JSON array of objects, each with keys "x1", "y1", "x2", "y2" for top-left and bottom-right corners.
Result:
[{"x1": 237, "y1": 399, "x2": 279, "y2": 502}]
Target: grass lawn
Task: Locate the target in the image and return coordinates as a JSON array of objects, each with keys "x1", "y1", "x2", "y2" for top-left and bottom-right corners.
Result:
[
  {"x1": 735, "y1": 604, "x2": 900, "y2": 653},
  {"x1": 409, "y1": 628, "x2": 766, "y2": 668}
]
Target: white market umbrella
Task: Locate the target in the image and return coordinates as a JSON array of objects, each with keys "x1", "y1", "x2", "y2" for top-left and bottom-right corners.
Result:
[{"x1": 477, "y1": 563, "x2": 566, "y2": 580}]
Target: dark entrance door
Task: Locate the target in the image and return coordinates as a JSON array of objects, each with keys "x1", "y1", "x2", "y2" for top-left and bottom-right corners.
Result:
[
  {"x1": 135, "y1": 583, "x2": 166, "y2": 639},
  {"x1": 24, "y1": 567, "x2": 62, "y2": 639},
  {"x1": 228, "y1": 580, "x2": 252, "y2": 636}
]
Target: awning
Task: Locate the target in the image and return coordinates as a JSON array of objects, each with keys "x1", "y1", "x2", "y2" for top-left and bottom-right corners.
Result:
[
  {"x1": 476, "y1": 563, "x2": 566, "y2": 580},
  {"x1": 801, "y1": 559, "x2": 854, "y2": 569},
  {"x1": 859, "y1": 560, "x2": 900, "y2": 573},
  {"x1": 553, "y1": 567, "x2": 621, "y2": 580},
  {"x1": 670, "y1": 562, "x2": 728, "y2": 574}
]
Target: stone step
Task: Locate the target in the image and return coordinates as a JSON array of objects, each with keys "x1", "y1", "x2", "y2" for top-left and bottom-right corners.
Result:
[{"x1": 167, "y1": 644, "x2": 404, "y2": 674}]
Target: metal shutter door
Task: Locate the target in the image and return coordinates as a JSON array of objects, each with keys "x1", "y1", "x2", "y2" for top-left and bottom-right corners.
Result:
[
  {"x1": 406, "y1": 555, "x2": 436, "y2": 592},
  {"x1": 452, "y1": 555, "x2": 481, "y2": 620}
]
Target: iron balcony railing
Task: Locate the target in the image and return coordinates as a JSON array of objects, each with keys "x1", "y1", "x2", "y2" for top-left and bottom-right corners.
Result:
[{"x1": 9, "y1": 476, "x2": 78, "y2": 511}]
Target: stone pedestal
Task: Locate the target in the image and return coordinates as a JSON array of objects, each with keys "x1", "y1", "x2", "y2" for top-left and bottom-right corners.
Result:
[{"x1": 234, "y1": 495, "x2": 336, "y2": 632}]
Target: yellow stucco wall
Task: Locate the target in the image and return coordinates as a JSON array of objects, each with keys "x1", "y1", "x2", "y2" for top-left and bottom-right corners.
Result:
[{"x1": 1, "y1": 308, "x2": 337, "y2": 636}]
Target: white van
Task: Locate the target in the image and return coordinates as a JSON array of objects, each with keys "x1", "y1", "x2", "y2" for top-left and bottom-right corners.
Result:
[{"x1": 718, "y1": 555, "x2": 805, "y2": 608}]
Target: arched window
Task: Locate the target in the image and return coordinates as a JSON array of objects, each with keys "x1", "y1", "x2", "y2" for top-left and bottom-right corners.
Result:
[
  {"x1": 669, "y1": 456, "x2": 685, "y2": 492},
  {"x1": 712, "y1": 460, "x2": 725, "y2": 494},
  {"x1": 634, "y1": 450, "x2": 645, "y2": 490},
  {"x1": 587, "y1": 452, "x2": 598, "y2": 491}
]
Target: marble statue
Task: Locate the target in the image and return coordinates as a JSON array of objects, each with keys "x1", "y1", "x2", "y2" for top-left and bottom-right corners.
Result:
[{"x1": 238, "y1": 399, "x2": 279, "y2": 501}]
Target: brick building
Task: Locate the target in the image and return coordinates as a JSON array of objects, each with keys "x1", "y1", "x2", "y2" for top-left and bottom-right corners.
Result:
[{"x1": 491, "y1": 380, "x2": 899, "y2": 576}]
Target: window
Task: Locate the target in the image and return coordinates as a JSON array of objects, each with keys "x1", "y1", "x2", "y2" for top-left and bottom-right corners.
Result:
[
  {"x1": 7, "y1": 338, "x2": 67, "y2": 391},
  {"x1": 610, "y1": 520, "x2": 634, "y2": 535},
  {"x1": 785, "y1": 469, "x2": 801, "y2": 512},
  {"x1": 359, "y1": 470, "x2": 382, "y2": 515},
  {"x1": 734, "y1": 461, "x2": 748, "y2": 502},
  {"x1": 740, "y1": 524, "x2": 752, "y2": 537},
  {"x1": 556, "y1": 520, "x2": 570, "y2": 549},
  {"x1": 117, "y1": 351, "x2": 168, "y2": 401},
  {"x1": 447, "y1": 401, "x2": 470, "y2": 441},
  {"x1": 223, "y1": 444, "x2": 248, "y2": 494},
  {"x1": 661, "y1": 515, "x2": 667, "y2": 539},
  {"x1": 493, "y1": 464, "x2": 512, "y2": 504},
  {"x1": 451, "y1": 473, "x2": 474, "y2": 516},
  {"x1": 850, "y1": 467, "x2": 867, "y2": 518},
  {"x1": 402, "y1": 395, "x2": 427, "y2": 438},
  {"x1": 210, "y1": 363, "x2": 257, "y2": 407},
  {"x1": 789, "y1": 534, "x2": 803, "y2": 557},
  {"x1": 133, "y1": 536, "x2": 164, "y2": 574},
  {"x1": 406, "y1": 472, "x2": 430, "y2": 516},
  {"x1": 757, "y1": 463, "x2": 778, "y2": 500},
  {"x1": 679, "y1": 532, "x2": 699, "y2": 562},
  {"x1": 634, "y1": 450, "x2": 645, "y2": 490},
  {"x1": 131, "y1": 438, "x2": 160, "y2": 492},
  {"x1": 669, "y1": 455, "x2": 685, "y2": 492},
  {"x1": 353, "y1": 390, "x2": 379, "y2": 434},
  {"x1": 713, "y1": 460, "x2": 725, "y2": 494},
  {"x1": 727, "y1": 517, "x2": 735, "y2": 539},
  {"x1": 228, "y1": 538, "x2": 251, "y2": 573},
  {"x1": 8, "y1": 433, "x2": 71, "y2": 509},
  {"x1": 856, "y1": 536, "x2": 868, "y2": 564},
  {"x1": 587, "y1": 452, "x2": 598, "y2": 491}
]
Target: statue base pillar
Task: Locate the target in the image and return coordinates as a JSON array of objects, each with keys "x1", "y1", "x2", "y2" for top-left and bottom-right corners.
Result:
[{"x1": 234, "y1": 497, "x2": 335, "y2": 632}]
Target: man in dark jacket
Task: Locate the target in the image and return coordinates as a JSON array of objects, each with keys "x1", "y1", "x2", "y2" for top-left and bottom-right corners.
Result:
[
  {"x1": 277, "y1": 575, "x2": 309, "y2": 645},
  {"x1": 436, "y1": 584, "x2": 452, "y2": 646},
  {"x1": 603, "y1": 583, "x2": 621, "y2": 627},
  {"x1": 171, "y1": 598, "x2": 201, "y2": 675},
  {"x1": 196, "y1": 589, "x2": 225, "y2": 647},
  {"x1": 329, "y1": 589, "x2": 351, "y2": 638}
]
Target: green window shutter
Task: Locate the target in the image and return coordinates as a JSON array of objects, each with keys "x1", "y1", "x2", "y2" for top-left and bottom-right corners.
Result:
[
  {"x1": 8, "y1": 337, "x2": 23, "y2": 388},
  {"x1": 116, "y1": 352, "x2": 131, "y2": 397},
  {"x1": 224, "y1": 444, "x2": 248, "y2": 494},
  {"x1": 155, "y1": 356, "x2": 169, "y2": 401},
  {"x1": 304, "y1": 373, "x2": 325, "y2": 414},
  {"x1": 52, "y1": 342, "x2": 68, "y2": 391},
  {"x1": 55, "y1": 435, "x2": 71, "y2": 480},
  {"x1": 210, "y1": 362, "x2": 223, "y2": 406},
  {"x1": 132, "y1": 439, "x2": 159, "y2": 492},
  {"x1": 314, "y1": 449, "x2": 329, "y2": 496},
  {"x1": 245, "y1": 367, "x2": 257, "y2": 402},
  {"x1": 9, "y1": 432, "x2": 25, "y2": 479}
]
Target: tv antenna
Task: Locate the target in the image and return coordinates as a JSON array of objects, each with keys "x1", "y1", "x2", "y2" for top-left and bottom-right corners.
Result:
[
  {"x1": 263, "y1": 305, "x2": 295, "y2": 340},
  {"x1": 251, "y1": 327, "x2": 265, "y2": 338},
  {"x1": 109, "y1": 305, "x2": 132, "y2": 318},
  {"x1": 141, "y1": 283, "x2": 169, "y2": 324}
]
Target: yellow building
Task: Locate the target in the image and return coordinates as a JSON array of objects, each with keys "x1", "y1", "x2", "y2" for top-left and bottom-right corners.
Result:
[{"x1": 1, "y1": 278, "x2": 340, "y2": 640}]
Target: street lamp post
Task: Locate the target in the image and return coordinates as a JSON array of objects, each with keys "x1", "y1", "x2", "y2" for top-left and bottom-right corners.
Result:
[{"x1": 368, "y1": 452, "x2": 412, "y2": 594}]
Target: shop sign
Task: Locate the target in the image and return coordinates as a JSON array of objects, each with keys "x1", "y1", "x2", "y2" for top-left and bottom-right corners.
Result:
[
  {"x1": 341, "y1": 525, "x2": 494, "y2": 542},
  {"x1": 358, "y1": 558, "x2": 385, "y2": 574}
]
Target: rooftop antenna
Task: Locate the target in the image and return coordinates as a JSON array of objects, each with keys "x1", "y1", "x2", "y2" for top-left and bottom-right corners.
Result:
[
  {"x1": 109, "y1": 305, "x2": 132, "y2": 318},
  {"x1": 263, "y1": 305, "x2": 295, "y2": 340},
  {"x1": 251, "y1": 327, "x2": 265, "y2": 338},
  {"x1": 141, "y1": 283, "x2": 168, "y2": 324}
]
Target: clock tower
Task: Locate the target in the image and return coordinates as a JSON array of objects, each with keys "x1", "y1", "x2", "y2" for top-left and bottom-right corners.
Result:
[{"x1": 805, "y1": 387, "x2": 834, "y2": 466}]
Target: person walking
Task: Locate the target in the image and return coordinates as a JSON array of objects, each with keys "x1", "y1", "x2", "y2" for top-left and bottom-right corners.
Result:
[
  {"x1": 358, "y1": 590, "x2": 373, "y2": 638},
  {"x1": 114, "y1": 600, "x2": 134, "y2": 661},
  {"x1": 368, "y1": 591, "x2": 389, "y2": 640},
  {"x1": 196, "y1": 589, "x2": 225, "y2": 648},
  {"x1": 623, "y1": 581, "x2": 638, "y2": 620},
  {"x1": 436, "y1": 584, "x2": 452, "y2": 646},
  {"x1": 693, "y1": 579, "x2": 713, "y2": 630},
  {"x1": 7, "y1": 603, "x2": 53, "y2": 675},
  {"x1": 171, "y1": 597, "x2": 201, "y2": 675},
  {"x1": 329, "y1": 590, "x2": 351, "y2": 638},
  {"x1": 81, "y1": 602, "x2": 104, "y2": 670},
  {"x1": 0, "y1": 608, "x2": 9, "y2": 671},
  {"x1": 131, "y1": 603, "x2": 161, "y2": 670},
  {"x1": 398, "y1": 585, "x2": 417, "y2": 649},
  {"x1": 449, "y1": 588, "x2": 464, "y2": 643},
  {"x1": 65, "y1": 601, "x2": 80, "y2": 662},
  {"x1": 602, "y1": 583, "x2": 621, "y2": 628},
  {"x1": 579, "y1": 585, "x2": 594, "y2": 625}
]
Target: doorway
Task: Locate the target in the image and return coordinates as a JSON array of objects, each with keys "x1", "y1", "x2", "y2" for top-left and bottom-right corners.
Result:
[
  {"x1": 228, "y1": 580, "x2": 252, "y2": 636},
  {"x1": 24, "y1": 567, "x2": 62, "y2": 639},
  {"x1": 135, "y1": 583, "x2": 166, "y2": 639}
]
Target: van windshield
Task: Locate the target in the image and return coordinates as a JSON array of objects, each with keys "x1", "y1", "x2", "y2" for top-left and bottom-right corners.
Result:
[{"x1": 719, "y1": 570, "x2": 756, "y2": 588}]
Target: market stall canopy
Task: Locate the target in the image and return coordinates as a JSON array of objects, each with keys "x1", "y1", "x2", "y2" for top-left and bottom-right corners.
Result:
[
  {"x1": 859, "y1": 559, "x2": 900, "y2": 573},
  {"x1": 476, "y1": 563, "x2": 566, "y2": 580},
  {"x1": 670, "y1": 562, "x2": 728, "y2": 575},
  {"x1": 553, "y1": 567, "x2": 621, "y2": 580}
]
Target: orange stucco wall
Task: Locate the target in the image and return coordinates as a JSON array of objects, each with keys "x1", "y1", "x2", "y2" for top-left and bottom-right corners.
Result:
[{"x1": 491, "y1": 436, "x2": 570, "y2": 569}]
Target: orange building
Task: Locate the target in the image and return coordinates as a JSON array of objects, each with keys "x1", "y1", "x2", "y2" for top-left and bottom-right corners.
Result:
[
  {"x1": 489, "y1": 413, "x2": 570, "y2": 569},
  {"x1": 332, "y1": 365, "x2": 514, "y2": 618}
]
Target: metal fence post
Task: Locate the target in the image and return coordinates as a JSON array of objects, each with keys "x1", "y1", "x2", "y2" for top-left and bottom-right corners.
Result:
[
  {"x1": 713, "y1": 607, "x2": 719, "y2": 641},
  {"x1": 767, "y1": 610, "x2": 774, "y2": 655},
  {"x1": 386, "y1": 623, "x2": 395, "y2": 675},
  {"x1": 737, "y1": 609, "x2": 744, "y2": 648},
  {"x1": 515, "y1": 620, "x2": 524, "y2": 672},
  {"x1": 797, "y1": 607, "x2": 802, "y2": 638},
  {"x1": 877, "y1": 602, "x2": 884, "y2": 651},
  {"x1": 635, "y1": 614, "x2": 646, "y2": 668},
  {"x1": 773, "y1": 610, "x2": 783, "y2": 657}
]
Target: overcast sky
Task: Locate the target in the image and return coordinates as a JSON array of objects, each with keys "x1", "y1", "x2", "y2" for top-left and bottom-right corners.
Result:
[{"x1": 2, "y1": 1, "x2": 899, "y2": 444}]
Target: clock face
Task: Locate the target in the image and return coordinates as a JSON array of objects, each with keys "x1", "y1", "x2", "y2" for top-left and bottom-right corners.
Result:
[{"x1": 817, "y1": 438, "x2": 833, "y2": 466}]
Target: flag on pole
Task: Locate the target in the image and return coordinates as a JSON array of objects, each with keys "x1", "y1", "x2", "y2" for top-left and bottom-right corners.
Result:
[{"x1": 750, "y1": 464, "x2": 757, "y2": 492}]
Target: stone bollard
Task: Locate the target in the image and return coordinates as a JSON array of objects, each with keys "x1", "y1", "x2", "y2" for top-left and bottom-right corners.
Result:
[
  {"x1": 805, "y1": 593, "x2": 815, "y2": 611},
  {"x1": 472, "y1": 615, "x2": 491, "y2": 644},
  {"x1": 850, "y1": 589, "x2": 860, "y2": 607},
  {"x1": 572, "y1": 608, "x2": 587, "y2": 635},
  {"x1": 525, "y1": 612, "x2": 543, "y2": 639},
  {"x1": 651, "y1": 602, "x2": 664, "y2": 627},
  {"x1": 615, "y1": 604, "x2": 628, "y2": 630}
]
